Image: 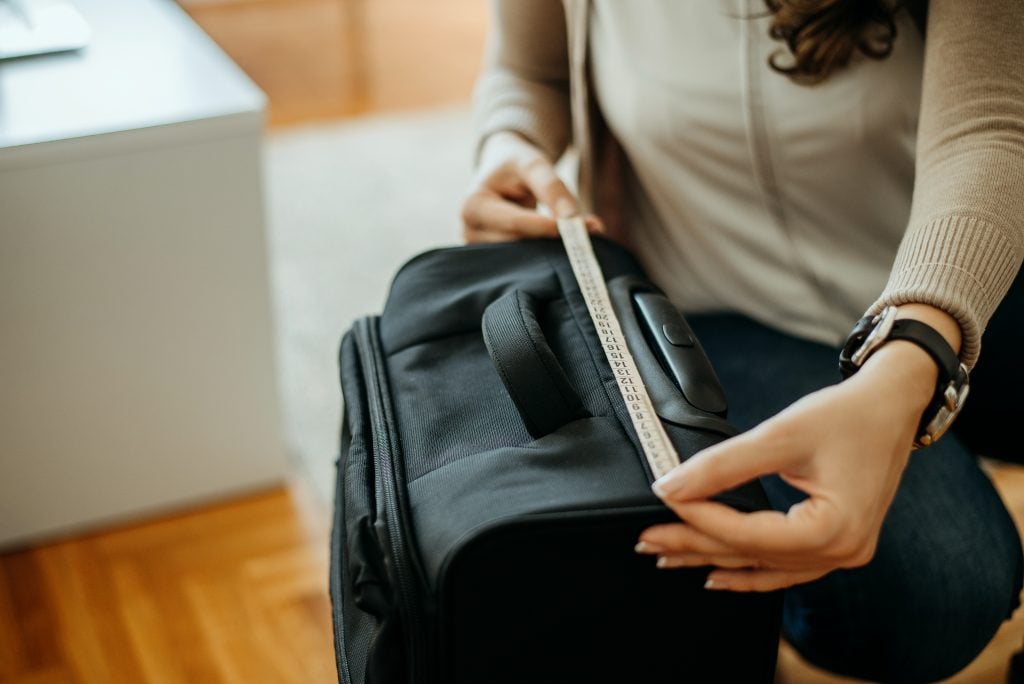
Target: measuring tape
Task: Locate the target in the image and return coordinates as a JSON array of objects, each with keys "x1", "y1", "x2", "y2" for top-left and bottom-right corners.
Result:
[{"x1": 557, "y1": 217, "x2": 681, "y2": 481}]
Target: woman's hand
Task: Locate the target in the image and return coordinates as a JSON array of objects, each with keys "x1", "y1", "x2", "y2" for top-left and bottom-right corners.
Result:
[
  {"x1": 636, "y1": 306, "x2": 962, "y2": 592},
  {"x1": 462, "y1": 131, "x2": 602, "y2": 243}
]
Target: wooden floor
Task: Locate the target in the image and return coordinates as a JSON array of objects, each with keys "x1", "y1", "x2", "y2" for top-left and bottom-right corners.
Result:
[
  {"x1": 179, "y1": 0, "x2": 489, "y2": 126},
  {"x1": 0, "y1": 484, "x2": 337, "y2": 684},
  {"x1": 1, "y1": 463, "x2": 1022, "y2": 684}
]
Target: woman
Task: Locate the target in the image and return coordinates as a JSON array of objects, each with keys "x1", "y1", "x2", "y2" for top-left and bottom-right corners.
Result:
[{"x1": 462, "y1": 1, "x2": 1024, "y2": 681}]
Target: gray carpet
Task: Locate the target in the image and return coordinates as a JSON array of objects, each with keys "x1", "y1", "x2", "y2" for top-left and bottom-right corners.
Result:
[{"x1": 264, "y1": 107, "x2": 471, "y2": 503}]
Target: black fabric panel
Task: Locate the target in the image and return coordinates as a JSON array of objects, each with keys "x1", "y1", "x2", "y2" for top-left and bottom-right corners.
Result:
[
  {"x1": 407, "y1": 417, "x2": 653, "y2": 585},
  {"x1": 379, "y1": 245, "x2": 560, "y2": 356},
  {"x1": 388, "y1": 331, "x2": 532, "y2": 482},
  {"x1": 442, "y1": 511, "x2": 781, "y2": 684},
  {"x1": 541, "y1": 297, "x2": 620, "y2": 423},
  {"x1": 379, "y1": 237, "x2": 645, "y2": 356}
]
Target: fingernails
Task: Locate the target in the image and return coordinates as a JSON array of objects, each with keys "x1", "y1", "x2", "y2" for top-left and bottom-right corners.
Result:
[
  {"x1": 555, "y1": 198, "x2": 576, "y2": 219},
  {"x1": 656, "y1": 556, "x2": 689, "y2": 569},
  {"x1": 656, "y1": 555, "x2": 706, "y2": 569},
  {"x1": 634, "y1": 541, "x2": 663, "y2": 554},
  {"x1": 651, "y1": 465, "x2": 686, "y2": 498},
  {"x1": 704, "y1": 578, "x2": 727, "y2": 590},
  {"x1": 585, "y1": 215, "x2": 605, "y2": 234}
]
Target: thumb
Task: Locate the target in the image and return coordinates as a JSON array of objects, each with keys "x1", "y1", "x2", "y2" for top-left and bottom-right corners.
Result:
[
  {"x1": 518, "y1": 156, "x2": 579, "y2": 219},
  {"x1": 652, "y1": 425, "x2": 803, "y2": 502}
]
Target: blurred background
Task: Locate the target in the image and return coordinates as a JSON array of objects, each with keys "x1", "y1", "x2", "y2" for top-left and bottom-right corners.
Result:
[
  {"x1": 1, "y1": 1, "x2": 1020, "y2": 682},
  {"x1": 179, "y1": 0, "x2": 488, "y2": 502},
  {"x1": 1, "y1": 0, "x2": 482, "y2": 681}
]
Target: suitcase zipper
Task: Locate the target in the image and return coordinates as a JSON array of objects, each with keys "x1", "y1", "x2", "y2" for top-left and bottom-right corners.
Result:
[{"x1": 355, "y1": 316, "x2": 431, "y2": 682}]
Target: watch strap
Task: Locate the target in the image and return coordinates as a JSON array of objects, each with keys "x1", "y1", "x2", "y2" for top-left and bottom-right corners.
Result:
[{"x1": 887, "y1": 319, "x2": 960, "y2": 385}]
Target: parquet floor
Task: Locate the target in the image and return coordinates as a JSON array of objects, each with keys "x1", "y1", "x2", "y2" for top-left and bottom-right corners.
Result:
[{"x1": 0, "y1": 485, "x2": 337, "y2": 684}]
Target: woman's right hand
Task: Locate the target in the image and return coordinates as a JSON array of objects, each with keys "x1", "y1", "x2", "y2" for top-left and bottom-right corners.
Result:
[{"x1": 462, "y1": 131, "x2": 603, "y2": 243}]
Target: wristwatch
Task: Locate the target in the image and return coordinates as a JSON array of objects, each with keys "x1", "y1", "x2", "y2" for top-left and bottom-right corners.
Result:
[{"x1": 839, "y1": 306, "x2": 970, "y2": 449}]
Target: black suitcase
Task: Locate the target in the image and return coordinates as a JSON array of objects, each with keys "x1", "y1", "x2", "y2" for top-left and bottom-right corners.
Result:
[{"x1": 331, "y1": 237, "x2": 783, "y2": 684}]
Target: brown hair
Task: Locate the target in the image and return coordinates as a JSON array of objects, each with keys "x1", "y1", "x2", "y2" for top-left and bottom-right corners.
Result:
[{"x1": 765, "y1": 0, "x2": 904, "y2": 84}]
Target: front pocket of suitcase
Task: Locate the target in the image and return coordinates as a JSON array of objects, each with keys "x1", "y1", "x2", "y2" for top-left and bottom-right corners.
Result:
[
  {"x1": 441, "y1": 511, "x2": 780, "y2": 684},
  {"x1": 333, "y1": 329, "x2": 408, "y2": 684}
]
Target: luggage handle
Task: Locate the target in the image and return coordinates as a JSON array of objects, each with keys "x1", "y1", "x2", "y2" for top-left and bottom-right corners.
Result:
[
  {"x1": 482, "y1": 289, "x2": 592, "y2": 438},
  {"x1": 614, "y1": 284, "x2": 728, "y2": 416}
]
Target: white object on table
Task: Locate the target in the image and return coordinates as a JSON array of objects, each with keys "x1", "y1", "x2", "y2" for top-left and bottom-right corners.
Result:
[
  {"x1": 0, "y1": 0, "x2": 90, "y2": 59},
  {"x1": 0, "y1": 0, "x2": 288, "y2": 546}
]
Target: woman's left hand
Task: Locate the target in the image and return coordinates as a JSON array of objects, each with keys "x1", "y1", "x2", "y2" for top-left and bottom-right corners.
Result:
[{"x1": 635, "y1": 320, "x2": 954, "y2": 592}]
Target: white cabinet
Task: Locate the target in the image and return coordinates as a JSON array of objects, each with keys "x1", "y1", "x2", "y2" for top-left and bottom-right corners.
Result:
[{"x1": 0, "y1": 0, "x2": 288, "y2": 546}]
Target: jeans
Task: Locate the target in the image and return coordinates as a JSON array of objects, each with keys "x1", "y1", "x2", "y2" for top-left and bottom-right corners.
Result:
[{"x1": 687, "y1": 313, "x2": 1024, "y2": 683}]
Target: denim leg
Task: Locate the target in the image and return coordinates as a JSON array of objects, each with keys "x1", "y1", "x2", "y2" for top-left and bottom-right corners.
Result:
[{"x1": 688, "y1": 313, "x2": 1024, "y2": 683}]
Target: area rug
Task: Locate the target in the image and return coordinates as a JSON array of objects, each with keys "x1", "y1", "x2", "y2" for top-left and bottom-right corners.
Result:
[{"x1": 264, "y1": 106, "x2": 470, "y2": 503}]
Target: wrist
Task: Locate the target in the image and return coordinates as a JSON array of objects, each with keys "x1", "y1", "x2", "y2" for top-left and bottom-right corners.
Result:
[
  {"x1": 855, "y1": 341, "x2": 939, "y2": 416},
  {"x1": 841, "y1": 303, "x2": 970, "y2": 448},
  {"x1": 863, "y1": 304, "x2": 962, "y2": 402}
]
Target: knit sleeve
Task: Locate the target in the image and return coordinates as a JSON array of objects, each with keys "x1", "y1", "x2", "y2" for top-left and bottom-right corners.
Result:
[
  {"x1": 471, "y1": 0, "x2": 573, "y2": 164},
  {"x1": 866, "y1": 0, "x2": 1024, "y2": 368}
]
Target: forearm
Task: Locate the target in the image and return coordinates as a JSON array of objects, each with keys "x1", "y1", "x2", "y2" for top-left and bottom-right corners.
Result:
[
  {"x1": 472, "y1": 0, "x2": 573, "y2": 165},
  {"x1": 867, "y1": 0, "x2": 1024, "y2": 368}
]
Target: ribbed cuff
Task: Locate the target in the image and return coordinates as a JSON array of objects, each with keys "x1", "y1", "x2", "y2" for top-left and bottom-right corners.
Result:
[
  {"x1": 866, "y1": 215, "x2": 1022, "y2": 368},
  {"x1": 474, "y1": 112, "x2": 570, "y2": 167}
]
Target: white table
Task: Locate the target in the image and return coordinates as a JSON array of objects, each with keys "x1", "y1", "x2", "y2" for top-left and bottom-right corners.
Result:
[{"x1": 0, "y1": 0, "x2": 288, "y2": 546}]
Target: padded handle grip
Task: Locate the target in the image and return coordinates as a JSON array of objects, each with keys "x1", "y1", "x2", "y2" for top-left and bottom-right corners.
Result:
[{"x1": 482, "y1": 290, "x2": 591, "y2": 438}]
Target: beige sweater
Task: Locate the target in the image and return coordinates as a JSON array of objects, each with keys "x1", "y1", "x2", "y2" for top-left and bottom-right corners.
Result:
[{"x1": 473, "y1": 0, "x2": 1024, "y2": 367}]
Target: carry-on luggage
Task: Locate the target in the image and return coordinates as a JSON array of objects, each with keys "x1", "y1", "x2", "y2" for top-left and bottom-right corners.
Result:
[{"x1": 331, "y1": 236, "x2": 783, "y2": 683}]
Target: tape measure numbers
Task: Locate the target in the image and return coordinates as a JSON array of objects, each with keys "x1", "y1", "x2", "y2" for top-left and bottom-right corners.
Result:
[{"x1": 557, "y1": 218, "x2": 681, "y2": 481}]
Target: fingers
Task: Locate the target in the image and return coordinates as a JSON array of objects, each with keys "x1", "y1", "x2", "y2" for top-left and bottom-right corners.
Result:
[
  {"x1": 667, "y1": 499, "x2": 840, "y2": 556},
  {"x1": 465, "y1": 134, "x2": 608, "y2": 241},
  {"x1": 462, "y1": 191, "x2": 559, "y2": 241},
  {"x1": 703, "y1": 568, "x2": 830, "y2": 593},
  {"x1": 655, "y1": 554, "x2": 765, "y2": 570},
  {"x1": 463, "y1": 191, "x2": 606, "y2": 243},
  {"x1": 652, "y1": 422, "x2": 803, "y2": 503},
  {"x1": 636, "y1": 521, "x2": 742, "y2": 557},
  {"x1": 637, "y1": 502, "x2": 836, "y2": 562},
  {"x1": 519, "y1": 156, "x2": 578, "y2": 219},
  {"x1": 584, "y1": 215, "x2": 606, "y2": 234}
]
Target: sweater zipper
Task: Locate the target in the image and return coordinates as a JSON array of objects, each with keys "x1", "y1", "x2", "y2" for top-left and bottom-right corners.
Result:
[{"x1": 739, "y1": 0, "x2": 833, "y2": 318}]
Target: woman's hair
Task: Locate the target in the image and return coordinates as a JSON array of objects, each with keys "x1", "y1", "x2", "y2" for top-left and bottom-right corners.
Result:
[{"x1": 765, "y1": 0, "x2": 905, "y2": 84}]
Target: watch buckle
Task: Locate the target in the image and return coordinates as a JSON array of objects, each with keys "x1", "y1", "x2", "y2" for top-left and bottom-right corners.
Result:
[
  {"x1": 850, "y1": 306, "x2": 898, "y2": 367},
  {"x1": 918, "y1": 367, "x2": 970, "y2": 448}
]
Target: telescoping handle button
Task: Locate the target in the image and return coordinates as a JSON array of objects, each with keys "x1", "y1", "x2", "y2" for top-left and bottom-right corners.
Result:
[
  {"x1": 634, "y1": 291, "x2": 728, "y2": 416},
  {"x1": 662, "y1": 322, "x2": 694, "y2": 347}
]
